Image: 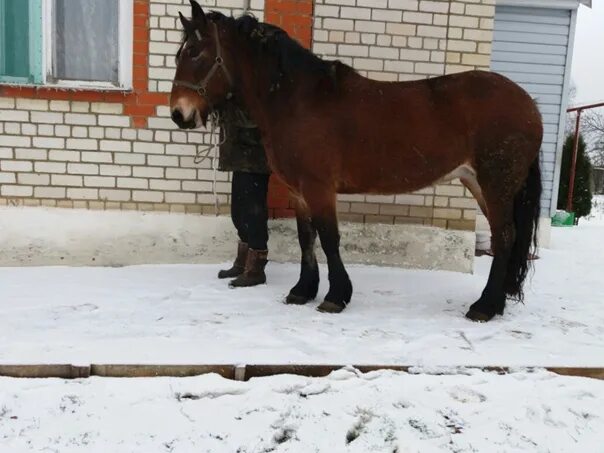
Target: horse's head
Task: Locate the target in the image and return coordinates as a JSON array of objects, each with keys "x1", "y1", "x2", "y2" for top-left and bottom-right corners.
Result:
[{"x1": 170, "y1": 1, "x2": 234, "y2": 129}]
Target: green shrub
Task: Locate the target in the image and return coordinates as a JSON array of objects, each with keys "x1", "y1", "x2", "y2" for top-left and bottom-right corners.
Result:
[{"x1": 557, "y1": 134, "x2": 593, "y2": 220}]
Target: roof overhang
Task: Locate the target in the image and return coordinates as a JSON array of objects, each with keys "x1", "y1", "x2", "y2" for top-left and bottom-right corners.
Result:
[{"x1": 498, "y1": 0, "x2": 591, "y2": 8}]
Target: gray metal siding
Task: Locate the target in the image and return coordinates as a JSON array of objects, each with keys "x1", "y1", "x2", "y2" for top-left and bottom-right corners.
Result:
[{"x1": 492, "y1": 6, "x2": 571, "y2": 215}]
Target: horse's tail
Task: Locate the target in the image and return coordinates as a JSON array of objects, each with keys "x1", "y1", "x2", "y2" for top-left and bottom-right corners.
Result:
[{"x1": 505, "y1": 157, "x2": 542, "y2": 300}]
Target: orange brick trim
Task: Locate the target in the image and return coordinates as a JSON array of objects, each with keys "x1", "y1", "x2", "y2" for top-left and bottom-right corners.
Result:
[
  {"x1": 265, "y1": 0, "x2": 314, "y2": 46},
  {"x1": 0, "y1": 0, "x2": 166, "y2": 129},
  {"x1": 265, "y1": 0, "x2": 314, "y2": 218}
]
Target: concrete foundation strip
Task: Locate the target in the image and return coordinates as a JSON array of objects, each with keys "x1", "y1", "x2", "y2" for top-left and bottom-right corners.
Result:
[{"x1": 0, "y1": 364, "x2": 603, "y2": 380}]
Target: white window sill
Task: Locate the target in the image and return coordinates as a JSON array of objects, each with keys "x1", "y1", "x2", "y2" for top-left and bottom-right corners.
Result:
[{"x1": 0, "y1": 81, "x2": 133, "y2": 92}]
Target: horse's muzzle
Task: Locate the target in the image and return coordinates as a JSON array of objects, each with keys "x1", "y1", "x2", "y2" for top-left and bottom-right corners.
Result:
[{"x1": 171, "y1": 108, "x2": 198, "y2": 130}]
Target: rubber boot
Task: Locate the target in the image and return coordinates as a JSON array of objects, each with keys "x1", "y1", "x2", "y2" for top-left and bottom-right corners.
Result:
[
  {"x1": 218, "y1": 242, "x2": 248, "y2": 279},
  {"x1": 229, "y1": 249, "x2": 268, "y2": 287}
]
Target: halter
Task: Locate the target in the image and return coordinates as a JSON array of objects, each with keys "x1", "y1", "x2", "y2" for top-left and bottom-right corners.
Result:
[
  {"x1": 172, "y1": 22, "x2": 234, "y2": 104},
  {"x1": 172, "y1": 22, "x2": 236, "y2": 217}
]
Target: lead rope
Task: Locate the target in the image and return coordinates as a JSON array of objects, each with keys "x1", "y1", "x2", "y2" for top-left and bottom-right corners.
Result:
[{"x1": 194, "y1": 111, "x2": 225, "y2": 216}]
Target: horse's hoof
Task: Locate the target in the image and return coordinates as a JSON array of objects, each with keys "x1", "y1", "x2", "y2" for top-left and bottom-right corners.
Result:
[
  {"x1": 285, "y1": 292, "x2": 312, "y2": 305},
  {"x1": 465, "y1": 308, "x2": 495, "y2": 323},
  {"x1": 317, "y1": 300, "x2": 346, "y2": 314}
]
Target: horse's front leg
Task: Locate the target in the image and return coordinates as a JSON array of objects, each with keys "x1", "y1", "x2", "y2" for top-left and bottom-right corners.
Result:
[
  {"x1": 305, "y1": 189, "x2": 352, "y2": 313},
  {"x1": 285, "y1": 198, "x2": 320, "y2": 305}
]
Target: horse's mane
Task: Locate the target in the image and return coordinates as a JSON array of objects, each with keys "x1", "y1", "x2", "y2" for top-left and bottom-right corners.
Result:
[{"x1": 206, "y1": 11, "x2": 354, "y2": 90}]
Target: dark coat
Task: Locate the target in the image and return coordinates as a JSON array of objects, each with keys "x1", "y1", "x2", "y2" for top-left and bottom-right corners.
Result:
[{"x1": 217, "y1": 99, "x2": 270, "y2": 175}]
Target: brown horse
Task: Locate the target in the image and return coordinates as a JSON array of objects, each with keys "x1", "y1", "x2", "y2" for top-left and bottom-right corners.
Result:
[{"x1": 170, "y1": 2, "x2": 543, "y2": 322}]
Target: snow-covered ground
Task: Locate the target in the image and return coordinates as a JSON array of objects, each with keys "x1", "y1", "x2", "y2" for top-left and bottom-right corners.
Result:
[
  {"x1": 585, "y1": 194, "x2": 604, "y2": 224},
  {"x1": 1, "y1": 368, "x2": 603, "y2": 452},
  {"x1": 0, "y1": 199, "x2": 603, "y2": 451},
  {"x1": 1, "y1": 203, "x2": 603, "y2": 366}
]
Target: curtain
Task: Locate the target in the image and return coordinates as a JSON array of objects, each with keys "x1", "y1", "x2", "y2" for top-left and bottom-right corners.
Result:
[{"x1": 53, "y1": 0, "x2": 119, "y2": 83}]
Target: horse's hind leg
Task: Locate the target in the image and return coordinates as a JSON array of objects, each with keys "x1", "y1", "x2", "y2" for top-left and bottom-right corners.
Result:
[
  {"x1": 466, "y1": 143, "x2": 541, "y2": 322},
  {"x1": 303, "y1": 188, "x2": 352, "y2": 313},
  {"x1": 465, "y1": 157, "x2": 519, "y2": 321},
  {"x1": 466, "y1": 202, "x2": 514, "y2": 322},
  {"x1": 286, "y1": 198, "x2": 320, "y2": 305}
]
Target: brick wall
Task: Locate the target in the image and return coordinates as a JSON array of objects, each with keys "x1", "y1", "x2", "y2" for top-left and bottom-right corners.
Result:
[{"x1": 313, "y1": 0, "x2": 495, "y2": 230}]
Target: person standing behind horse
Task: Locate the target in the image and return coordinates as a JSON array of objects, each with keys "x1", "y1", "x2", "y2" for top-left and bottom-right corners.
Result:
[{"x1": 216, "y1": 98, "x2": 271, "y2": 287}]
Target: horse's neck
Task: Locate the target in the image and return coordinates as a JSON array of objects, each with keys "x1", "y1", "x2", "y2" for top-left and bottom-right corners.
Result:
[
  {"x1": 233, "y1": 51, "x2": 287, "y2": 136},
  {"x1": 233, "y1": 46, "x2": 383, "y2": 129}
]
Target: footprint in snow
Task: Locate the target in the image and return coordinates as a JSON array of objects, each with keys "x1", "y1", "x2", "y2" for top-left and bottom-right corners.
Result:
[
  {"x1": 507, "y1": 330, "x2": 533, "y2": 339},
  {"x1": 346, "y1": 408, "x2": 374, "y2": 444},
  {"x1": 53, "y1": 303, "x2": 98, "y2": 314},
  {"x1": 162, "y1": 288, "x2": 192, "y2": 301},
  {"x1": 373, "y1": 290, "x2": 395, "y2": 296},
  {"x1": 448, "y1": 386, "x2": 486, "y2": 404}
]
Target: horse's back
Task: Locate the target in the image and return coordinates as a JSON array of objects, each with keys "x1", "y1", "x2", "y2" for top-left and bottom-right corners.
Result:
[{"x1": 321, "y1": 70, "x2": 539, "y2": 193}]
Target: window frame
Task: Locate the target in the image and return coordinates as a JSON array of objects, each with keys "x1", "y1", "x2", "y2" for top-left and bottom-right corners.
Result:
[
  {"x1": 0, "y1": 0, "x2": 132, "y2": 90},
  {"x1": 0, "y1": 0, "x2": 43, "y2": 84}
]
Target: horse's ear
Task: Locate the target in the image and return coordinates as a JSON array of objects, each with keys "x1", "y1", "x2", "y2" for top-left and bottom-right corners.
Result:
[
  {"x1": 179, "y1": 12, "x2": 194, "y2": 32},
  {"x1": 189, "y1": 0, "x2": 207, "y2": 25}
]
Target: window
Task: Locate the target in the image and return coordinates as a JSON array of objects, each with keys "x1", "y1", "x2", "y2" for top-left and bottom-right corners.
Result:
[
  {"x1": 0, "y1": 0, "x2": 132, "y2": 89},
  {"x1": 0, "y1": 0, "x2": 42, "y2": 83}
]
